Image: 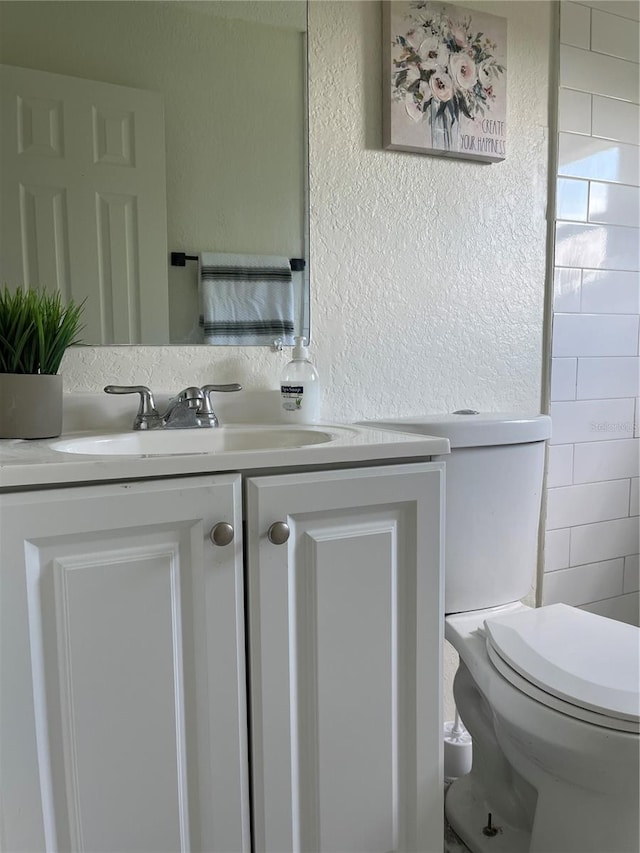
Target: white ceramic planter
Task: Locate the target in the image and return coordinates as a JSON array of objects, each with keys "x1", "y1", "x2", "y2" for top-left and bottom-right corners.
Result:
[{"x1": 0, "y1": 373, "x2": 63, "y2": 439}]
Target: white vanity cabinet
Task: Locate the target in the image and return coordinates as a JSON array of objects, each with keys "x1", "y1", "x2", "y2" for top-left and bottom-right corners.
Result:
[
  {"x1": 1, "y1": 459, "x2": 444, "y2": 853},
  {"x1": 246, "y1": 462, "x2": 444, "y2": 853},
  {"x1": 0, "y1": 474, "x2": 250, "y2": 853}
]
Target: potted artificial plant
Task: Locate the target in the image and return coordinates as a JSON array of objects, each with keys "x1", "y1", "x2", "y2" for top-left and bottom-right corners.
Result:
[{"x1": 0, "y1": 287, "x2": 84, "y2": 439}]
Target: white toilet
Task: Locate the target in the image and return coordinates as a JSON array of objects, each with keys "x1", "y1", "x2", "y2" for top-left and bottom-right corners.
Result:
[{"x1": 366, "y1": 412, "x2": 640, "y2": 853}]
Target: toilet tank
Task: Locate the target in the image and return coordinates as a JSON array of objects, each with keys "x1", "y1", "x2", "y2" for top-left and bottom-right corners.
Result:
[{"x1": 364, "y1": 413, "x2": 552, "y2": 614}]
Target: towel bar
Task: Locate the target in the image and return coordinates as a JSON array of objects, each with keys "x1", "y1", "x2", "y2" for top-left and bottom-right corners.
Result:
[{"x1": 170, "y1": 252, "x2": 305, "y2": 271}]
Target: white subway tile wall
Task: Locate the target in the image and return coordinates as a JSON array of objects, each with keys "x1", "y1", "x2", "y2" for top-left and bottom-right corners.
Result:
[
  {"x1": 624, "y1": 554, "x2": 640, "y2": 593},
  {"x1": 581, "y1": 269, "x2": 640, "y2": 313},
  {"x1": 545, "y1": 1, "x2": 640, "y2": 626},
  {"x1": 545, "y1": 527, "x2": 572, "y2": 571},
  {"x1": 559, "y1": 45, "x2": 639, "y2": 101},
  {"x1": 570, "y1": 515, "x2": 639, "y2": 566},
  {"x1": 588, "y1": 182, "x2": 640, "y2": 227},
  {"x1": 591, "y1": 8, "x2": 640, "y2": 61},
  {"x1": 553, "y1": 267, "x2": 583, "y2": 311},
  {"x1": 577, "y1": 1, "x2": 639, "y2": 20},
  {"x1": 556, "y1": 177, "x2": 589, "y2": 221},
  {"x1": 560, "y1": 0, "x2": 592, "y2": 46},
  {"x1": 550, "y1": 357, "x2": 578, "y2": 400},
  {"x1": 547, "y1": 443, "x2": 575, "y2": 487},
  {"x1": 544, "y1": 558, "x2": 625, "y2": 606},
  {"x1": 631, "y1": 476, "x2": 639, "y2": 515},
  {"x1": 591, "y1": 96, "x2": 640, "y2": 145},
  {"x1": 573, "y1": 437, "x2": 640, "y2": 482},
  {"x1": 555, "y1": 222, "x2": 640, "y2": 270},
  {"x1": 557, "y1": 133, "x2": 640, "y2": 184},
  {"x1": 577, "y1": 356, "x2": 640, "y2": 398},
  {"x1": 558, "y1": 89, "x2": 592, "y2": 134},
  {"x1": 550, "y1": 397, "x2": 636, "y2": 443},
  {"x1": 546, "y1": 479, "x2": 631, "y2": 529},
  {"x1": 551, "y1": 313, "x2": 639, "y2": 356}
]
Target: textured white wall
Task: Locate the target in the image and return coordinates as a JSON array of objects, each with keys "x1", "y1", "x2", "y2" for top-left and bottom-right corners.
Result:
[
  {"x1": 308, "y1": 0, "x2": 550, "y2": 420},
  {"x1": 61, "y1": 0, "x2": 552, "y2": 424}
]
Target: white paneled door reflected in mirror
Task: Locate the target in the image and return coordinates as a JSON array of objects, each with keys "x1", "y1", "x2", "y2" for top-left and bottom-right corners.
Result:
[{"x1": 0, "y1": 1, "x2": 309, "y2": 346}]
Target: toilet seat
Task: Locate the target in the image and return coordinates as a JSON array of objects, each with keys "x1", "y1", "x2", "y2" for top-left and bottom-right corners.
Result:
[{"x1": 483, "y1": 604, "x2": 640, "y2": 734}]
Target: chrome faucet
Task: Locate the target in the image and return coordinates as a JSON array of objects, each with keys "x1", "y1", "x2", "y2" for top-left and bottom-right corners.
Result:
[{"x1": 104, "y1": 383, "x2": 242, "y2": 430}]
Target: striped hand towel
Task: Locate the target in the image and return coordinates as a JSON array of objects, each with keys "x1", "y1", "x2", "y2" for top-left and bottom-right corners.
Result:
[{"x1": 199, "y1": 252, "x2": 295, "y2": 345}]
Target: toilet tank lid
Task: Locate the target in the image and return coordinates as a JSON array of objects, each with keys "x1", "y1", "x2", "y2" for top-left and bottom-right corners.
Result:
[{"x1": 361, "y1": 412, "x2": 551, "y2": 448}]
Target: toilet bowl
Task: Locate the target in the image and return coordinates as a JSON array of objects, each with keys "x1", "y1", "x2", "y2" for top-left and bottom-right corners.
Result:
[
  {"x1": 446, "y1": 602, "x2": 640, "y2": 853},
  {"x1": 363, "y1": 412, "x2": 640, "y2": 853}
]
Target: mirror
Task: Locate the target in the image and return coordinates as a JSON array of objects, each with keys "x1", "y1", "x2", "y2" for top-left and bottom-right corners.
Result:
[{"x1": 0, "y1": 0, "x2": 309, "y2": 346}]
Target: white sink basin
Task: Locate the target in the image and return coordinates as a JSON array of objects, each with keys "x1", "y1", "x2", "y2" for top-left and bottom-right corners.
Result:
[{"x1": 49, "y1": 425, "x2": 341, "y2": 456}]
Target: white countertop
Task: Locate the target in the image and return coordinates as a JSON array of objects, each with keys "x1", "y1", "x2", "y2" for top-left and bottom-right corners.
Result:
[{"x1": 0, "y1": 424, "x2": 450, "y2": 490}]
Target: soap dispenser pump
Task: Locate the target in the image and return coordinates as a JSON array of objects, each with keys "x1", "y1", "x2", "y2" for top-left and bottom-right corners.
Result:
[{"x1": 280, "y1": 336, "x2": 321, "y2": 423}]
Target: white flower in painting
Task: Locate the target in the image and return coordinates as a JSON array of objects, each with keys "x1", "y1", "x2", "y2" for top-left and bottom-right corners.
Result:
[
  {"x1": 412, "y1": 4, "x2": 445, "y2": 28},
  {"x1": 402, "y1": 64, "x2": 422, "y2": 89},
  {"x1": 417, "y1": 32, "x2": 439, "y2": 58},
  {"x1": 429, "y1": 67, "x2": 453, "y2": 102},
  {"x1": 449, "y1": 52, "x2": 477, "y2": 90},
  {"x1": 404, "y1": 27, "x2": 428, "y2": 54},
  {"x1": 404, "y1": 80, "x2": 431, "y2": 121},
  {"x1": 408, "y1": 33, "x2": 439, "y2": 70},
  {"x1": 435, "y1": 43, "x2": 450, "y2": 67},
  {"x1": 449, "y1": 20, "x2": 470, "y2": 47}
]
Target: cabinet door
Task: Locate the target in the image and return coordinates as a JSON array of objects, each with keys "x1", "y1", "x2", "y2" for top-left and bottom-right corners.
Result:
[
  {"x1": 0, "y1": 475, "x2": 249, "y2": 853},
  {"x1": 246, "y1": 463, "x2": 444, "y2": 853}
]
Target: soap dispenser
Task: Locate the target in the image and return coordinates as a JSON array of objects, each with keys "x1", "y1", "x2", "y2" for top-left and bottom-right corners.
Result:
[{"x1": 280, "y1": 336, "x2": 321, "y2": 423}]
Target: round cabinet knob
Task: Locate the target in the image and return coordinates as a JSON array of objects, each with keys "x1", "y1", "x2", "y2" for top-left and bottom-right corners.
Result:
[
  {"x1": 210, "y1": 522, "x2": 234, "y2": 546},
  {"x1": 267, "y1": 521, "x2": 290, "y2": 545}
]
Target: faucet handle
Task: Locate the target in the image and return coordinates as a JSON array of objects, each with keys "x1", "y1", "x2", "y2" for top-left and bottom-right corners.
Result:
[
  {"x1": 201, "y1": 383, "x2": 243, "y2": 395},
  {"x1": 104, "y1": 384, "x2": 161, "y2": 430},
  {"x1": 199, "y1": 383, "x2": 243, "y2": 427}
]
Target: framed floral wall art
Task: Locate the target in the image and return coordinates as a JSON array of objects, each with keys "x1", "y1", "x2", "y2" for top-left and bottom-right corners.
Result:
[{"x1": 383, "y1": 1, "x2": 507, "y2": 163}]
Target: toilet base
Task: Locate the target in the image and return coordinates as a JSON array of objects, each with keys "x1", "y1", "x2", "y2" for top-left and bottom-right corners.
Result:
[{"x1": 445, "y1": 774, "x2": 530, "y2": 853}]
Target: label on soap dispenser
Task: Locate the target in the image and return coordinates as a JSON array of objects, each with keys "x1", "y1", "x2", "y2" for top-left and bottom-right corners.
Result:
[{"x1": 281, "y1": 384, "x2": 304, "y2": 412}]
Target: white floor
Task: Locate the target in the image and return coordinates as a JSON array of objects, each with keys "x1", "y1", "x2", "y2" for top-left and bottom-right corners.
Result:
[
  {"x1": 444, "y1": 819, "x2": 472, "y2": 853},
  {"x1": 444, "y1": 782, "x2": 472, "y2": 853}
]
